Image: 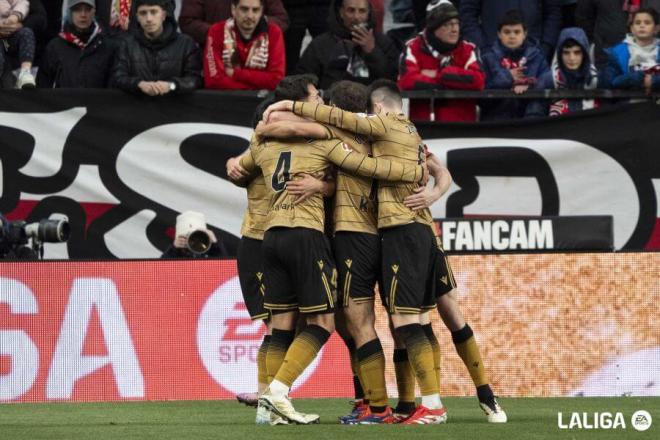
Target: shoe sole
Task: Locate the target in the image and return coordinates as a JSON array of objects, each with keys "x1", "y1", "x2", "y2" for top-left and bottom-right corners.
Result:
[
  {"x1": 236, "y1": 396, "x2": 258, "y2": 407},
  {"x1": 258, "y1": 397, "x2": 320, "y2": 425}
]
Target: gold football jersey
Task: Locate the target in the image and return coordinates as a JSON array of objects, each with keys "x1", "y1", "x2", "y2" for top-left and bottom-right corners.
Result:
[
  {"x1": 325, "y1": 126, "x2": 378, "y2": 235},
  {"x1": 293, "y1": 102, "x2": 433, "y2": 229},
  {"x1": 239, "y1": 174, "x2": 269, "y2": 240},
  {"x1": 240, "y1": 135, "x2": 425, "y2": 233}
]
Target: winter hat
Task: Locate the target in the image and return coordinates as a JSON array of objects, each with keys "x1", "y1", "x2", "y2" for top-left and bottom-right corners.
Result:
[
  {"x1": 426, "y1": 0, "x2": 459, "y2": 31},
  {"x1": 68, "y1": 0, "x2": 95, "y2": 8}
]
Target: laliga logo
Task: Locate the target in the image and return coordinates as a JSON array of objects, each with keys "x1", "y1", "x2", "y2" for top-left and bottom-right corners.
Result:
[
  {"x1": 557, "y1": 410, "x2": 652, "y2": 431},
  {"x1": 197, "y1": 276, "x2": 322, "y2": 394}
]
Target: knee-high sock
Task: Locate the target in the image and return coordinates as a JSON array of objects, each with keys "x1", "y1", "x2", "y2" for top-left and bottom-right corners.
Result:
[
  {"x1": 257, "y1": 335, "x2": 271, "y2": 387},
  {"x1": 356, "y1": 338, "x2": 387, "y2": 410},
  {"x1": 422, "y1": 324, "x2": 441, "y2": 390},
  {"x1": 452, "y1": 324, "x2": 489, "y2": 388},
  {"x1": 342, "y1": 337, "x2": 366, "y2": 400},
  {"x1": 393, "y1": 348, "x2": 416, "y2": 414},
  {"x1": 274, "y1": 325, "x2": 331, "y2": 388},
  {"x1": 266, "y1": 329, "x2": 295, "y2": 384},
  {"x1": 394, "y1": 323, "x2": 439, "y2": 397}
]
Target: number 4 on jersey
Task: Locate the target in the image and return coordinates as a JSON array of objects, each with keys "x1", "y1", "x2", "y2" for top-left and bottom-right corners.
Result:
[{"x1": 272, "y1": 152, "x2": 292, "y2": 191}]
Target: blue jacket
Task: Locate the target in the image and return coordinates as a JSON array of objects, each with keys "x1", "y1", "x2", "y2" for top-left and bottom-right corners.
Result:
[
  {"x1": 459, "y1": 0, "x2": 562, "y2": 52},
  {"x1": 604, "y1": 36, "x2": 660, "y2": 91},
  {"x1": 481, "y1": 38, "x2": 549, "y2": 89}
]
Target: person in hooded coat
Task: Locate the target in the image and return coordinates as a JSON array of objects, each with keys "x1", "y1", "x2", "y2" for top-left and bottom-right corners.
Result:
[
  {"x1": 111, "y1": 0, "x2": 202, "y2": 95},
  {"x1": 38, "y1": 0, "x2": 117, "y2": 88},
  {"x1": 528, "y1": 27, "x2": 600, "y2": 117},
  {"x1": 294, "y1": 0, "x2": 399, "y2": 90}
]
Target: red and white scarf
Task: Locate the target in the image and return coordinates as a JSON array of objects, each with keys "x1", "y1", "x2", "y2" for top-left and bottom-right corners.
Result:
[
  {"x1": 59, "y1": 23, "x2": 101, "y2": 49},
  {"x1": 110, "y1": 0, "x2": 131, "y2": 30},
  {"x1": 223, "y1": 18, "x2": 269, "y2": 70}
]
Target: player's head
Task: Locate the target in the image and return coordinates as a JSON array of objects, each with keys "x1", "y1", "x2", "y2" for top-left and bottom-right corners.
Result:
[
  {"x1": 275, "y1": 74, "x2": 323, "y2": 104},
  {"x1": 328, "y1": 80, "x2": 368, "y2": 112},
  {"x1": 252, "y1": 94, "x2": 275, "y2": 128},
  {"x1": 368, "y1": 79, "x2": 403, "y2": 114}
]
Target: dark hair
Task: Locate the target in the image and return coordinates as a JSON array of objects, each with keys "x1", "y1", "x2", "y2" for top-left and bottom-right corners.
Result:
[
  {"x1": 252, "y1": 94, "x2": 275, "y2": 129},
  {"x1": 367, "y1": 79, "x2": 402, "y2": 111},
  {"x1": 631, "y1": 7, "x2": 659, "y2": 25},
  {"x1": 561, "y1": 39, "x2": 582, "y2": 50},
  {"x1": 134, "y1": 0, "x2": 170, "y2": 9},
  {"x1": 498, "y1": 10, "x2": 526, "y2": 31},
  {"x1": 328, "y1": 81, "x2": 368, "y2": 113},
  {"x1": 231, "y1": 0, "x2": 265, "y2": 6},
  {"x1": 274, "y1": 74, "x2": 319, "y2": 101}
]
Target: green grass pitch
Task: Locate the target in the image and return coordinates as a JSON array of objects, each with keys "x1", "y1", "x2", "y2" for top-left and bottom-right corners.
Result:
[{"x1": 1, "y1": 397, "x2": 658, "y2": 439}]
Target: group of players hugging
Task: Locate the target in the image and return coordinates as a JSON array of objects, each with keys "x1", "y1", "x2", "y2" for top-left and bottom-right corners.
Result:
[{"x1": 225, "y1": 73, "x2": 507, "y2": 426}]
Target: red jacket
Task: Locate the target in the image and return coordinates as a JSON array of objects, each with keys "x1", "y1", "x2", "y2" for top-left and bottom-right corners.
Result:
[
  {"x1": 203, "y1": 19, "x2": 285, "y2": 90},
  {"x1": 180, "y1": 0, "x2": 289, "y2": 46},
  {"x1": 398, "y1": 35, "x2": 485, "y2": 122}
]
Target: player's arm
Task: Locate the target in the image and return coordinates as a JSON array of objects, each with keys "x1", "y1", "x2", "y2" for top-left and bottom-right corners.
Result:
[
  {"x1": 264, "y1": 100, "x2": 388, "y2": 139},
  {"x1": 286, "y1": 173, "x2": 335, "y2": 204},
  {"x1": 232, "y1": 147, "x2": 260, "y2": 188},
  {"x1": 256, "y1": 120, "x2": 331, "y2": 140},
  {"x1": 404, "y1": 153, "x2": 452, "y2": 210},
  {"x1": 325, "y1": 140, "x2": 427, "y2": 184}
]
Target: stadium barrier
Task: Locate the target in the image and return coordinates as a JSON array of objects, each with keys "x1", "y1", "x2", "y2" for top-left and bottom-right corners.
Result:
[
  {"x1": 1, "y1": 90, "x2": 658, "y2": 258},
  {"x1": 1, "y1": 253, "x2": 658, "y2": 403}
]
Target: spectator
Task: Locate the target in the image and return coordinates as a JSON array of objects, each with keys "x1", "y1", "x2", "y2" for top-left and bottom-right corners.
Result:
[
  {"x1": 203, "y1": 0, "x2": 285, "y2": 90},
  {"x1": 111, "y1": 0, "x2": 202, "y2": 95},
  {"x1": 480, "y1": 10, "x2": 550, "y2": 120},
  {"x1": 295, "y1": 0, "x2": 399, "y2": 90},
  {"x1": 529, "y1": 27, "x2": 600, "y2": 117},
  {"x1": 387, "y1": 0, "x2": 417, "y2": 51},
  {"x1": 282, "y1": 0, "x2": 330, "y2": 74},
  {"x1": 460, "y1": 0, "x2": 562, "y2": 59},
  {"x1": 412, "y1": 0, "x2": 460, "y2": 30},
  {"x1": 398, "y1": 0, "x2": 485, "y2": 121},
  {"x1": 0, "y1": 0, "x2": 37, "y2": 88},
  {"x1": 38, "y1": 0, "x2": 117, "y2": 88},
  {"x1": 604, "y1": 7, "x2": 660, "y2": 93},
  {"x1": 179, "y1": 0, "x2": 288, "y2": 46},
  {"x1": 576, "y1": 0, "x2": 660, "y2": 70}
]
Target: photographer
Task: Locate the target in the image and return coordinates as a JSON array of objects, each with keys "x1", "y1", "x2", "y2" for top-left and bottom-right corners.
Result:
[
  {"x1": 295, "y1": 0, "x2": 399, "y2": 89},
  {"x1": 0, "y1": 213, "x2": 39, "y2": 259},
  {"x1": 161, "y1": 211, "x2": 228, "y2": 258}
]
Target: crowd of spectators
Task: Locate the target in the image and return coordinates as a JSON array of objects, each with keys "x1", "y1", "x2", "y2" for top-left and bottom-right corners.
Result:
[{"x1": 1, "y1": 0, "x2": 658, "y2": 121}]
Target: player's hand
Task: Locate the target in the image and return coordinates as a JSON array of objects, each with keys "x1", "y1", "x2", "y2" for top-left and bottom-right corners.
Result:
[
  {"x1": 286, "y1": 174, "x2": 324, "y2": 204},
  {"x1": 513, "y1": 84, "x2": 529, "y2": 95},
  {"x1": 263, "y1": 100, "x2": 294, "y2": 123},
  {"x1": 404, "y1": 186, "x2": 438, "y2": 211},
  {"x1": 226, "y1": 156, "x2": 249, "y2": 181}
]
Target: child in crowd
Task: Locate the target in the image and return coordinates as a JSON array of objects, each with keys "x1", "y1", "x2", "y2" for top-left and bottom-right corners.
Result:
[
  {"x1": 0, "y1": 0, "x2": 36, "y2": 88},
  {"x1": 529, "y1": 27, "x2": 600, "y2": 117},
  {"x1": 480, "y1": 10, "x2": 549, "y2": 120},
  {"x1": 605, "y1": 7, "x2": 660, "y2": 94}
]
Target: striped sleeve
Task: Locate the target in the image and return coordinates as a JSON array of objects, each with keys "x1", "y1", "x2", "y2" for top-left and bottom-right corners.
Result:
[{"x1": 293, "y1": 102, "x2": 388, "y2": 140}]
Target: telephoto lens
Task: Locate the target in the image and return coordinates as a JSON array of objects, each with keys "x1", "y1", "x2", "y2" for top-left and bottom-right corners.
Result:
[
  {"x1": 24, "y1": 219, "x2": 71, "y2": 243},
  {"x1": 186, "y1": 230, "x2": 212, "y2": 254}
]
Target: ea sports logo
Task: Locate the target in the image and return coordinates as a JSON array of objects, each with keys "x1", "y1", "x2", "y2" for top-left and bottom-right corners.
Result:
[
  {"x1": 197, "y1": 276, "x2": 322, "y2": 394},
  {"x1": 631, "y1": 410, "x2": 652, "y2": 432}
]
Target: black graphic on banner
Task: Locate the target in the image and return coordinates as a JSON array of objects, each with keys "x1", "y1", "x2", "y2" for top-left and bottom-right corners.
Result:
[{"x1": 0, "y1": 90, "x2": 658, "y2": 258}]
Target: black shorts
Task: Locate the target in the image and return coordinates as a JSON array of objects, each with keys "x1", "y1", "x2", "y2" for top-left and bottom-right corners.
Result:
[
  {"x1": 262, "y1": 227, "x2": 338, "y2": 314},
  {"x1": 431, "y1": 238, "x2": 457, "y2": 301},
  {"x1": 380, "y1": 222, "x2": 436, "y2": 314},
  {"x1": 236, "y1": 236, "x2": 269, "y2": 321},
  {"x1": 333, "y1": 231, "x2": 380, "y2": 307}
]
